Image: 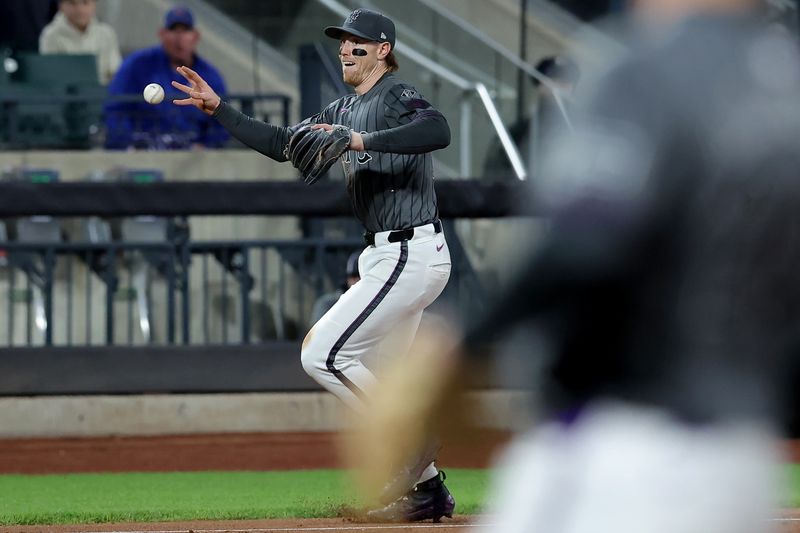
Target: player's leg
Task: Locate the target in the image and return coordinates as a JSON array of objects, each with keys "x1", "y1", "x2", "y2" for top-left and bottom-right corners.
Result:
[
  {"x1": 366, "y1": 233, "x2": 456, "y2": 521},
  {"x1": 301, "y1": 242, "x2": 429, "y2": 412},
  {"x1": 374, "y1": 312, "x2": 445, "y2": 489},
  {"x1": 375, "y1": 233, "x2": 452, "y2": 487},
  {"x1": 370, "y1": 311, "x2": 423, "y2": 376},
  {"x1": 396, "y1": 232, "x2": 452, "y2": 485}
]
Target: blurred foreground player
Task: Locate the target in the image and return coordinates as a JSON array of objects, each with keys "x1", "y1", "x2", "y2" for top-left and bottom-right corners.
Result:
[
  {"x1": 359, "y1": 0, "x2": 800, "y2": 532},
  {"x1": 171, "y1": 8, "x2": 454, "y2": 522}
]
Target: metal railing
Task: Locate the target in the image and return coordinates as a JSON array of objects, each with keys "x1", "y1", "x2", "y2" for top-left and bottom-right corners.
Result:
[
  {"x1": 0, "y1": 238, "x2": 356, "y2": 346},
  {"x1": 0, "y1": 233, "x2": 483, "y2": 347}
]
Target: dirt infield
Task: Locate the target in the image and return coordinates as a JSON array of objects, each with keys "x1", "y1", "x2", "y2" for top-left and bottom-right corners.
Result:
[
  {"x1": 2, "y1": 518, "x2": 479, "y2": 533},
  {"x1": 0, "y1": 431, "x2": 507, "y2": 474},
  {"x1": 0, "y1": 434, "x2": 797, "y2": 532}
]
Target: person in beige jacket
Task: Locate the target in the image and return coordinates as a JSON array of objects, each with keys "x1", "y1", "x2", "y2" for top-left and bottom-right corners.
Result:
[{"x1": 39, "y1": 0, "x2": 121, "y2": 84}]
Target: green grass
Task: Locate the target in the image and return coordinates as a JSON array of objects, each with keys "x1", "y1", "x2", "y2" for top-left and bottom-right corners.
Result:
[
  {"x1": 1, "y1": 465, "x2": 797, "y2": 526},
  {"x1": 784, "y1": 464, "x2": 800, "y2": 508},
  {"x1": 0, "y1": 469, "x2": 490, "y2": 526}
]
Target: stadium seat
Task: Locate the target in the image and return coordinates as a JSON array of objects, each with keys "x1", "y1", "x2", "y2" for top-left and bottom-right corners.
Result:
[
  {"x1": 11, "y1": 53, "x2": 98, "y2": 86},
  {"x1": 64, "y1": 83, "x2": 107, "y2": 149},
  {"x1": 13, "y1": 216, "x2": 63, "y2": 337},
  {"x1": 117, "y1": 170, "x2": 170, "y2": 344},
  {"x1": 2, "y1": 54, "x2": 102, "y2": 148},
  {"x1": 16, "y1": 216, "x2": 62, "y2": 244},
  {"x1": 0, "y1": 84, "x2": 66, "y2": 148}
]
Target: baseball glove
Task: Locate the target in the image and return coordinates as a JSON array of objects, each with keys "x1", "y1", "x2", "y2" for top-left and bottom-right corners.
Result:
[{"x1": 284, "y1": 124, "x2": 351, "y2": 185}]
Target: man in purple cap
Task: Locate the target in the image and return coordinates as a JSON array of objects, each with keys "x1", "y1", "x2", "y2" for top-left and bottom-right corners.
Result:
[
  {"x1": 170, "y1": 7, "x2": 455, "y2": 524},
  {"x1": 104, "y1": 5, "x2": 227, "y2": 149}
]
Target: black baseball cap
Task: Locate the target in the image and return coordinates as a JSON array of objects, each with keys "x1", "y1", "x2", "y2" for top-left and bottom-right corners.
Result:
[
  {"x1": 535, "y1": 56, "x2": 580, "y2": 86},
  {"x1": 324, "y1": 8, "x2": 396, "y2": 50}
]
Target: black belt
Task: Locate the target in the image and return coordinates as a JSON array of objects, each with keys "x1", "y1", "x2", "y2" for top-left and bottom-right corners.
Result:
[{"x1": 364, "y1": 220, "x2": 442, "y2": 246}]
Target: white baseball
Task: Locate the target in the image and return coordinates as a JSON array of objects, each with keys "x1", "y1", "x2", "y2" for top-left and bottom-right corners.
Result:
[{"x1": 143, "y1": 83, "x2": 165, "y2": 105}]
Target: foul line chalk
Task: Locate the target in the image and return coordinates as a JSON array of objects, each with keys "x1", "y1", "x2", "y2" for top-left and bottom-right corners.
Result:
[{"x1": 74, "y1": 524, "x2": 493, "y2": 533}]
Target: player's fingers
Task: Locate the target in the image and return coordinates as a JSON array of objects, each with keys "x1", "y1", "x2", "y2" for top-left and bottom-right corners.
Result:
[
  {"x1": 172, "y1": 97, "x2": 200, "y2": 106},
  {"x1": 171, "y1": 81, "x2": 193, "y2": 94},
  {"x1": 311, "y1": 123, "x2": 333, "y2": 132},
  {"x1": 178, "y1": 66, "x2": 204, "y2": 85}
]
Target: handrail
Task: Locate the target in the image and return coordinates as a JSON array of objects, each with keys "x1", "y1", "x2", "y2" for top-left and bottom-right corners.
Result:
[
  {"x1": 414, "y1": 0, "x2": 562, "y2": 93},
  {"x1": 476, "y1": 83, "x2": 526, "y2": 180}
]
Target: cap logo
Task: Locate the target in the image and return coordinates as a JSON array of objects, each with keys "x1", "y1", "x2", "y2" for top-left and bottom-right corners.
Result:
[
  {"x1": 380, "y1": 32, "x2": 387, "y2": 39},
  {"x1": 347, "y1": 9, "x2": 361, "y2": 24}
]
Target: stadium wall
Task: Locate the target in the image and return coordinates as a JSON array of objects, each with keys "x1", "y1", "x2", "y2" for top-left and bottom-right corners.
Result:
[{"x1": 0, "y1": 390, "x2": 532, "y2": 438}]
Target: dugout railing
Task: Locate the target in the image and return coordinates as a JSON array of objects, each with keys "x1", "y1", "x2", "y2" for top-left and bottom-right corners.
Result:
[
  {"x1": 0, "y1": 238, "x2": 355, "y2": 346},
  {"x1": 0, "y1": 179, "x2": 526, "y2": 394},
  {"x1": 0, "y1": 180, "x2": 527, "y2": 348},
  {"x1": 0, "y1": 232, "x2": 486, "y2": 348}
]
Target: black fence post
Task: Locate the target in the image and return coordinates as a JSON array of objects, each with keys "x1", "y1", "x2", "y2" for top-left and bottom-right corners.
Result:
[
  {"x1": 167, "y1": 246, "x2": 176, "y2": 344},
  {"x1": 282, "y1": 95, "x2": 290, "y2": 127},
  {"x1": 299, "y1": 44, "x2": 324, "y2": 121},
  {"x1": 181, "y1": 241, "x2": 190, "y2": 344},
  {"x1": 43, "y1": 248, "x2": 55, "y2": 346},
  {"x1": 240, "y1": 250, "x2": 251, "y2": 344},
  {"x1": 105, "y1": 245, "x2": 116, "y2": 345}
]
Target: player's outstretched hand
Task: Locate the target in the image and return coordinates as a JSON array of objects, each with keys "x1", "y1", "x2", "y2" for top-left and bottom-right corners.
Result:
[
  {"x1": 172, "y1": 65, "x2": 221, "y2": 115},
  {"x1": 312, "y1": 123, "x2": 364, "y2": 151}
]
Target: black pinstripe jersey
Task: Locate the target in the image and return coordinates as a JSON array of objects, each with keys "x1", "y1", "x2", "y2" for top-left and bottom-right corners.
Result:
[{"x1": 303, "y1": 74, "x2": 444, "y2": 233}]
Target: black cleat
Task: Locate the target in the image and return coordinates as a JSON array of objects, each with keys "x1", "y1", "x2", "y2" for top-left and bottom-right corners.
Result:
[
  {"x1": 367, "y1": 471, "x2": 456, "y2": 523},
  {"x1": 378, "y1": 439, "x2": 441, "y2": 504}
]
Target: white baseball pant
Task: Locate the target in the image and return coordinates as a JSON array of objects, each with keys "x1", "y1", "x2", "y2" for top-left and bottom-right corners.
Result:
[{"x1": 301, "y1": 221, "x2": 451, "y2": 412}]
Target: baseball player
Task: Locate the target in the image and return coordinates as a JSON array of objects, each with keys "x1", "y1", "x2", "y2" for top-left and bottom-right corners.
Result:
[{"x1": 170, "y1": 8, "x2": 454, "y2": 523}]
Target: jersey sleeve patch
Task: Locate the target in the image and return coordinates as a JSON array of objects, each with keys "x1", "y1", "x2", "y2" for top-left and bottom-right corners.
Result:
[
  {"x1": 385, "y1": 84, "x2": 432, "y2": 126},
  {"x1": 405, "y1": 97, "x2": 432, "y2": 111}
]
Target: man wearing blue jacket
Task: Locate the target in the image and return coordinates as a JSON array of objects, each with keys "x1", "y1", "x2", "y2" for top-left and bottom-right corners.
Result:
[{"x1": 104, "y1": 6, "x2": 227, "y2": 149}]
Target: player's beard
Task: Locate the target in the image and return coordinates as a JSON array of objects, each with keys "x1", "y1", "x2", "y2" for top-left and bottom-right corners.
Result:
[
  {"x1": 342, "y1": 66, "x2": 358, "y2": 85},
  {"x1": 344, "y1": 60, "x2": 381, "y2": 88}
]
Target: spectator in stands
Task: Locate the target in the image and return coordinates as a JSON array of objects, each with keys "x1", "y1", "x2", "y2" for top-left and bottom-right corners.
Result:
[
  {"x1": 104, "y1": 6, "x2": 228, "y2": 150},
  {"x1": 310, "y1": 251, "x2": 361, "y2": 325},
  {"x1": 0, "y1": 0, "x2": 58, "y2": 55},
  {"x1": 39, "y1": 0, "x2": 122, "y2": 85},
  {"x1": 528, "y1": 56, "x2": 579, "y2": 175}
]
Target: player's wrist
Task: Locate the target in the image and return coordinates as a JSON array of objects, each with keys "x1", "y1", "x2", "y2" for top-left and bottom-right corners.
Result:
[
  {"x1": 350, "y1": 131, "x2": 365, "y2": 152},
  {"x1": 210, "y1": 99, "x2": 225, "y2": 117}
]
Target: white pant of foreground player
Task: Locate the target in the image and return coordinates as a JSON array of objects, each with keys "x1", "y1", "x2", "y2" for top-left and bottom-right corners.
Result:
[
  {"x1": 301, "y1": 222, "x2": 451, "y2": 412},
  {"x1": 477, "y1": 401, "x2": 782, "y2": 533}
]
